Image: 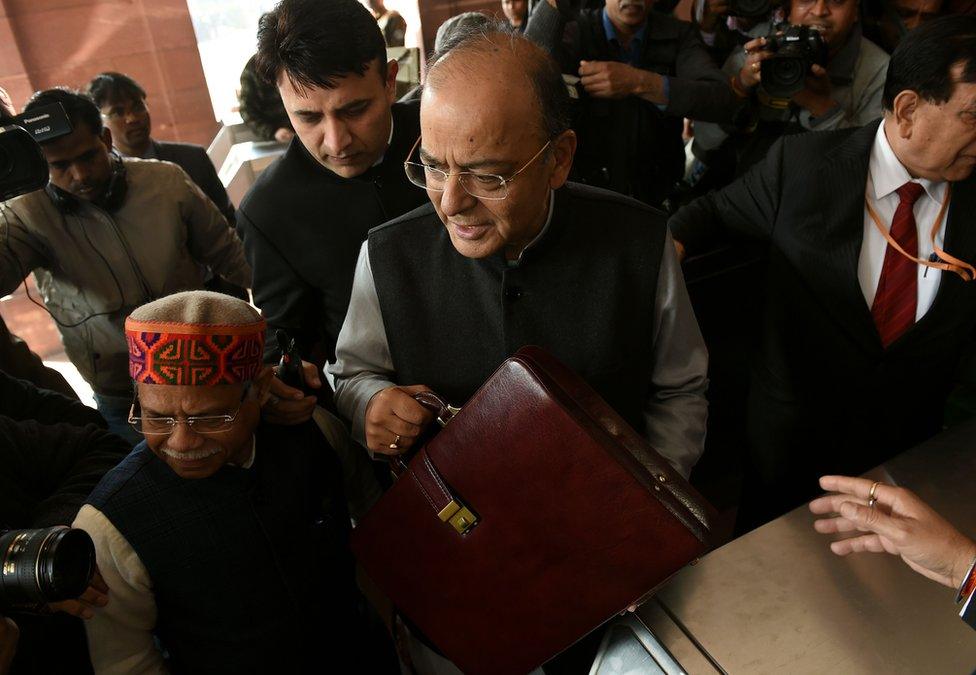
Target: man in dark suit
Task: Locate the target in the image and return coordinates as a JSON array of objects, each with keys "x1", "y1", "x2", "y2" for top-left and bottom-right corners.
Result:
[
  {"x1": 670, "y1": 16, "x2": 976, "y2": 531},
  {"x1": 86, "y1": 72, "x2": 235, "y2": 226}
]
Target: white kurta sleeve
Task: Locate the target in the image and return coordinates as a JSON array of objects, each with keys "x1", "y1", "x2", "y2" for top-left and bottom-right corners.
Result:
[{"x1": 73, "y1": 504, "x2": 168, "y2": 675}]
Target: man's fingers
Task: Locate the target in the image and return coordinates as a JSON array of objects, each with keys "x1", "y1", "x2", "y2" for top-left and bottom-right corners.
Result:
[
  {"x1": 300, "y1": 360, "x2": 322, "y2": 389},
  {"x1": 813, "y1": 516, "x2": 858, "y2": 534},
  {"x1": 819, "y1": 475, "x2": 898, "y2": 507},
  {"x1": 49, "y1": 599, "x2": 95, "y2": 619},
  {"x1": 830, "y1": 533, "x2": 885, "y2": 556},
  {"x1": 90, "y1": 569, "x2": 108, "y2": 594},
  {"x1": 265, "y1": 396, "x2": 317, "y2": 425},
  {"x1": 78, "y1": 585, "x2": 109, "y2": 607},
  {"x1": 838, "y1": 501, "x2": 903, "y2": 542},
  {"x1": 390, "y1": 395, "x2": 436, "y2": 427},
  {"x1": 809, "y1": 493, "x2": 868, "y2": 515},
  {"x1": 809, "y1": 64, "x2": 827, "y2": 77},
  {"x1": 269, "y1": 375, "x2": 304, "y2": 401}
]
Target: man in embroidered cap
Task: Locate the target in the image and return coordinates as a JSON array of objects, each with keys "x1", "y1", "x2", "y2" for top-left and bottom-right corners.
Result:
[{"x1": 73, "y1": 291, "x2": 397, "y2": 674}]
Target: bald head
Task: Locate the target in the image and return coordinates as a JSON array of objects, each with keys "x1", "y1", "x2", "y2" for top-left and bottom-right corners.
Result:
[
  {"x1": 415, "y1": 23, "x2": 576, "y2": 261},
  {"x1": 424, "y1": 25, "x2": 570, "y2": 141}
]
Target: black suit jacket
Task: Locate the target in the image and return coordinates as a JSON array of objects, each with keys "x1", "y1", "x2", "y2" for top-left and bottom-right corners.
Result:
[
  {"x1": 152, "y1": 139, "x2": 235, "y2": 226},
  {"x1": 670, "y1": 121, "x2": 976, "y2": 518}
]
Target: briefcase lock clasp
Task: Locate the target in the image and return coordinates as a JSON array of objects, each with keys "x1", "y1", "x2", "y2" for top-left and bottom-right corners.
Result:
[
  {"x1": 437, "y1": 405, "x2": 462, "y2": 428},
  {"x1": 438, "y1": 499, "x2": 478, "y2": 535}
]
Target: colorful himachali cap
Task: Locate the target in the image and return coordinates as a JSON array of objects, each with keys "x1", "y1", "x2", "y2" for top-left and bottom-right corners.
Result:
[{"x1": 125, "y1": 291, "x2": 266, "y2": 386}]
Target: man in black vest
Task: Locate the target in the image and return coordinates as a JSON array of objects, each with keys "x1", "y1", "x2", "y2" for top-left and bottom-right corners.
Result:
[
  {"x1": 669, "y1": 16, "x2": 976, "y2": 531},
  {"x1": 526, "y1": 0, "x2": 737, "y2": 207},
  {"x1": 238, "y1": 0, "x2": 428, "y2": 424},
  {"x1": 75, "y1": 291, "x2": 396, "y2": 674},
  {"x1": 331, "y1": 23, "x2": 708, "y2": 479}
]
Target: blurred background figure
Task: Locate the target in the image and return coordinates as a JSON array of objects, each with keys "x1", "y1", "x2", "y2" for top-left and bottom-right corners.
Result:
[
  {"x1": 501, "y1": 0, "x2": 529, "y2": 30},
  {"x1": 238, "y1": 51, "x2": 295, "y2": 144},
  {"x1": 87, "y1": 72, "x2": 237, "y2": 226},
  {"x1": 863, "y1": 0, "x2": 945, "y2": 53},
  {"x1": 366, "y1": 0, "x2": 407, "y2": 46}
]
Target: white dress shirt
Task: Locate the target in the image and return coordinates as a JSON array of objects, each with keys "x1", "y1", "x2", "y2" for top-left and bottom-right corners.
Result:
[{"x1": 860, "y1": 122, "x2": 949, "y2": 321}]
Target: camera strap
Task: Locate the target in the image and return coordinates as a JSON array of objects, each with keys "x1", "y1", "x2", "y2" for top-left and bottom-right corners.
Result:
[{"x1": 865, "y1": 184, "x2": 974, "y2": 282}]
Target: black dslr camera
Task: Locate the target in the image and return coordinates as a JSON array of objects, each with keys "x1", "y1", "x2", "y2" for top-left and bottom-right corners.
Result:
[
  {"x1": 0, "y1": 102, "x2": 72, "y2": 202},
  {"x1": 760, "y1": 24, "x2": 828, "y2": 100},
  {"x1": 0, "y1": 527, "x2": 96, "y2": 610},
  {"x1": 729, "y1": 0, "x2": 771, "y2": 18}
]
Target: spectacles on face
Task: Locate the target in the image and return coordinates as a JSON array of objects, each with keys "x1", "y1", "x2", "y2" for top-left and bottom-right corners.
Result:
[
  {"x1": 403, "y1": 137, "x2": 552, "y2": 200},
  {"x1": 128, "y1": 389, "x2": 247, "y2": 436},
  {"x1": 101, "y1": 99, "x2": 148, "y2": 121}
]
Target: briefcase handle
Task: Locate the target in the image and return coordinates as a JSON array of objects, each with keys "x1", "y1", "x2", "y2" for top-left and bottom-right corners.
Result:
[
  {"x1": 388, "y1": 392, "x2": 461, "y2": 476},
  {"x1": 413, "y1": 391, "x2": 462, "y2": 427}
]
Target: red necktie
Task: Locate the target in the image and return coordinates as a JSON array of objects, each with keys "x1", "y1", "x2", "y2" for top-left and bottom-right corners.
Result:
[{"x1": 871, "y1": 182, "x2": 926, "y2": 348}]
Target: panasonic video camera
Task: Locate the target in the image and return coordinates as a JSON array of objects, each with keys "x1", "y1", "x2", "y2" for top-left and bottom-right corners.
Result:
[
  {"x1": 0, "y1": 102, "x2": 72, "y2": 202},
  {"x1": 760, "y1": 24, "x2": 828, "y2": 100}
]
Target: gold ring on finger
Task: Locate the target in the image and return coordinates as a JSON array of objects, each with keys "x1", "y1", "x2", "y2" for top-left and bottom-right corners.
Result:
[
  {"x1": 868, "y1": 480, "x2": 882, "y2": 508},
  {"x1": 389, "y1": 434, "x2": 401, "y2": 450}
]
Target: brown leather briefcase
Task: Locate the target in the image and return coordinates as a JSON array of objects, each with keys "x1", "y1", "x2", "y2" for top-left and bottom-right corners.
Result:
[{"x1": 351, "y1": 346, "x2": 715, "y2": 675}]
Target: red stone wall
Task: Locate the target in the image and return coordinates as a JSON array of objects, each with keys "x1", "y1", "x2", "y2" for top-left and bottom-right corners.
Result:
[{"x1": 0, "y1": 0, "x2": 218, "y2": 147}]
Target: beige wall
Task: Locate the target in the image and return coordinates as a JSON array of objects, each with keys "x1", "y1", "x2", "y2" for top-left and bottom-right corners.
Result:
[{"x1": 0, "y1": 0, "x2": 218, "y2": 147}]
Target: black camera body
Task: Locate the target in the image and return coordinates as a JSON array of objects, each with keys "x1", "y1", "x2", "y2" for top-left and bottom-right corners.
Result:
[
  {"x1": 0, "y1": 102, "x2": 73, "y2": 202},
  {"x1": 760, "y1": 24, "x2": 828, "y2": 100},
  {"x1": 0, "y1": 527, "x2": 95, "y2": 610},
  {"x1": 728, "y1": 0, "x2": 771, "y2": 18}
]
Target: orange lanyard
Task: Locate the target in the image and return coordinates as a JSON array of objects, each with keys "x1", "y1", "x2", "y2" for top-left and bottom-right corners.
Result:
[{"x1": 864, "y1": 184, "x2": 975, "y2": 282}]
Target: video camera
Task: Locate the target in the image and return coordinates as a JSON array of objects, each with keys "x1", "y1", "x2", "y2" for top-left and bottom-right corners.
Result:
[
  {"x1": 0, "y1": 526, "x2": 96, "y2": 611},
  {"x1": 0, "y1": 102, "x2": 72, "y2": 202},
  {"x1": 760, "y1": 24, "x2": 828, "y2": 100}
]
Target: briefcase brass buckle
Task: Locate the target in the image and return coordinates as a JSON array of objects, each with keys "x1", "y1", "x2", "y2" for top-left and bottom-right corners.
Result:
[
  {"x1": 437, "y1": 499, "x2": 478, "y2": 535},
  {"x1": 437, "y1": 405, "x2": 462, "y2": 428}
]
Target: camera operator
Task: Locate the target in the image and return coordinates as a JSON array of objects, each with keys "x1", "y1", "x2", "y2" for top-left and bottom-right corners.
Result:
[
  {"x1": 0, "y1": 88, "x2": 250, "y2": 444},
  {"x1": 693, "y1": 0, "x2": 784, "y2": 66},
  {"x1": 526, "y1": 0, "x2": 739, "y2": 208},
  {"x1": 0, "y1": 89, "x2": 77, "y2": 400},
  {"x1": 691, "y1": 0, "x2": 889, "y2": 184}
]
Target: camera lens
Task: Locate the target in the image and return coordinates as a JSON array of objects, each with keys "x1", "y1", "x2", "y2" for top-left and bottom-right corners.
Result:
[
  {"x1": 770, "y1": 59, "x2": 804, "y2": 87},
  {"x1": 0, "y1": 527, "x2": 95, "y2": 608}
]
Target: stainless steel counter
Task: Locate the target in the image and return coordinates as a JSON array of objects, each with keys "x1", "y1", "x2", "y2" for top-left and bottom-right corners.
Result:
[{"x1": 636, "y1": 420, "x2": 976, "y2": 674}]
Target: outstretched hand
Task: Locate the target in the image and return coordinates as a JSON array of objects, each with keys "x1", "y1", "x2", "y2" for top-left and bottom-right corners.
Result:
[{"x1": 810, "y1": 475, "x2": 976, "y2": 588}]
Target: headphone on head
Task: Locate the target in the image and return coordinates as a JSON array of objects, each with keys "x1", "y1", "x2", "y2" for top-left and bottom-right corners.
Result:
[{"x1": 46, "y1": 150, "x2": 128, "y2": 214}]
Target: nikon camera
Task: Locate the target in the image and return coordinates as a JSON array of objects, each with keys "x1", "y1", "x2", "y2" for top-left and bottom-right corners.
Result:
[
  {"x1": 760, "y1": 24, "x2": 828, "y2": 100},
  {"x1": 0, "y1": 527, "x2": 96, "y2": 611}
]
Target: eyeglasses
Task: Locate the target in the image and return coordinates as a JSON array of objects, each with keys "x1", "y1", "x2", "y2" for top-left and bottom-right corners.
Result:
[
  {"x1": 101, "y1": 100, "x2": 148, "y2": 121},
  {"x1": 403, "y1": 136, "x2": 552, "y2": 200},
  {"x1": 128, "y1": 390, "x2": 247, "y2": 436}
]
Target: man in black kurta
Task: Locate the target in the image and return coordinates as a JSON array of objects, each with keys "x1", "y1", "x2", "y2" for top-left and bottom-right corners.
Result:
[{"x1": 237, "y1": 0, "x2": 428, "y2": 369}]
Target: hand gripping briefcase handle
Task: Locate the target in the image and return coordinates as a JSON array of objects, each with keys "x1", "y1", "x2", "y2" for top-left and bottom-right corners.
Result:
[{"x1": 389, "y1": 392, "x2": 477, "y2": 536}]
